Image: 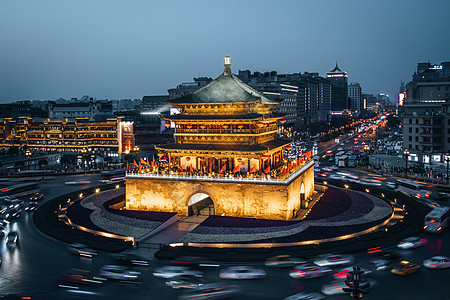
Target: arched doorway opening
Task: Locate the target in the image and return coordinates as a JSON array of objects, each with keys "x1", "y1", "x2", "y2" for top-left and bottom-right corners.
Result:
[{"x1": 188, "y1": 193, "x2": 215, "y2": 216}]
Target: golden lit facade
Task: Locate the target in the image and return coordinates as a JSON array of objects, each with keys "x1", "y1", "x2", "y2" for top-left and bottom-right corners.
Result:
[
  {"x1": 125, "y1": 57, "x2": 315, "y2": 220},
  {"x1": 0, "y1": 116, "x2": 132, "y2": 154}
]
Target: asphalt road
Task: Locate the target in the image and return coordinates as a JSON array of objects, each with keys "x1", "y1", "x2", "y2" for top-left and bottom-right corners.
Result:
[{"x1": 1, "y1": 133, "x2": 450, "y2": 299}]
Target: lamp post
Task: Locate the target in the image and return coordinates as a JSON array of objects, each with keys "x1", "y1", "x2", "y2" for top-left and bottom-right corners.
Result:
[
  {"x1": 403, "y1": 148, "x2": 410, "y2": 173},
  {"x1": 133, "y1": 146, "x2": 140, "y2": 161},
  {"x1": 81, "y1": 148, "x2": 87, "y2": 174},
  {"x1": 25, "y1": 150, "x2": 32, "y2": 170},
  {"x1": 445, "y1": 153, "x2": 450, "y2": 184},
  {"x1": 364, "y1": 145, "x2": 370, "y2": 166}
]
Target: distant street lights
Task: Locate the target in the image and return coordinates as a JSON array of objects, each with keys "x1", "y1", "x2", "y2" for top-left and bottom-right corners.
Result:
[
  {"x1": 25, "y1": 150, "x2": 32, "y2": 170},
  {"x1": 445, "y1": 153, "x2": 450, "y2": 184},
  {"x1": 403, "y1": 149, "x2": 410, "y2": 173}
]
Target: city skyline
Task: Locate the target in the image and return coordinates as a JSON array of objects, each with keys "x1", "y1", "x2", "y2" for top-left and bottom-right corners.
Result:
[{"x1": 1, "y1": 0, "x2": 449, "y2": 103}]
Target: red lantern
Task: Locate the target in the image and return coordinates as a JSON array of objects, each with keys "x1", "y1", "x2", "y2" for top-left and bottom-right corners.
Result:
[
  {"x1": 200, "y1": 125, "x2": 206, "y2": 129},
  {"x1": 157, "y1": 152, "x2": 164, "y2": 158},
  {"x1": 186, "y1": 125, "x2": 192, "y2": 129},
  {"x1": 256, "y1": 122, "x2": 265, "y2": 128},
  {"x1": 279, "y1": 119, "x2": 286, "y2": 124},
  {"x1": 186, "y1": 157, "x2": 191, "y2": 161},
  {"x1": 222, "y1": 124, "x2": 229, "y2": 129},
  {"x1": 221, "y1": 158, "x2": 227, "y2": 162},
  {"x1": 285, "y1": 146, "x2": 292, "y2": 151},
  {"x1": 237, "y1": 125, "x2": 244, "y2": 129},
  {"x1": 261, "y1": 155, "x2": 269, "y2": 160},
  {"x1": 237, "y1": 158, "x2": 243, "y2": 163},
  {"x1": 164, "y1": 122, "x2": 171, "y2": 128}
]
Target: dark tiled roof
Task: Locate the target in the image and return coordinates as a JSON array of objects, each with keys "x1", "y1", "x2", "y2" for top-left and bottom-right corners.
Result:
[
  {"x1": 161, "y1": 112, "x2": 284, "y2": 121},
  {"x1": 168, "y1": 72, "x2": 281, "y2": 104},
  {"x1": 156, "y1": 139, "x2": 292, "y2": 153}
]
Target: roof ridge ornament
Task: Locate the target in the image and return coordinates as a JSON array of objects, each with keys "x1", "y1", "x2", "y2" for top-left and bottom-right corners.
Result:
[{"x1": 224, "y1": 56, "x2": 231, "y2": 75}]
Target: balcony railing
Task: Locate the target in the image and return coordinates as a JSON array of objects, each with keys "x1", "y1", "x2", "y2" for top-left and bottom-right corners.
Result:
[{"x1": 126, "y1": 160, "x2": 314, "y2": 186}]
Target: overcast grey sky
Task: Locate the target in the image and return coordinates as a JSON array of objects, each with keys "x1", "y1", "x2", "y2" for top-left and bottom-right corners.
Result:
[{"x1": 1, "y1": 0, "x2": 449, "y2": 103}]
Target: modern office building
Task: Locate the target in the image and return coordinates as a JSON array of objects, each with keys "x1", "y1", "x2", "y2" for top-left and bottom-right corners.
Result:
[
  {"x1": 327, "y1": 63, "x2": 349, "y2": 112},
  {"x1": 48, "y1": 99, "x2": 114, "y2": 121},
  {"x1": 403, "y1": 61, "x2": 450, "y2": 164},
  {"x1": 348, "y1": 82, "x2": 363, "y2": 114}
]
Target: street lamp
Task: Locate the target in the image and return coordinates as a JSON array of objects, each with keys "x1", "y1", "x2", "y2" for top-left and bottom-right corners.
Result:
[
  {"x1": 133, "y1": 146, "x2": 140, "y2": 161},
  {"x1": 403, "y1": 149, "x2": 410, "y2": 173},
  {"x1": 25, "y1": 150, "x2": 32, "y2": 170},
  {"x1": 445, "y1": 153, "x2": 450, "y2": 184},
  {"x1": 364, "y1": 145, "x2": 370, "y2": 166}
]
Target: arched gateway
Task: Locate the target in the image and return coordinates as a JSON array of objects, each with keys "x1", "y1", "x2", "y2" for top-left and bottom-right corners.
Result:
[
  {"x1": 125, "y1": 57, "x2": 315, "y2": 220},
  {"x1": 188, "y1": 192, "x2": 215, "y2": 216}
]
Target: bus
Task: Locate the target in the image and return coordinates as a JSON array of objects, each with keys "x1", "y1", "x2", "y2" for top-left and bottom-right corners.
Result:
[
  {"x1": 395, "y1": 179, "x2": 431, "y2": 198},
  {"x1": 99, "y1": 169, "x2": 126, "y2": 183},
  {"x1": 424, "y1": 207, "x2": 449, "y2": 233},
  {"x1": 334, "y1": 151, "x2": 346, "y2": 165}
]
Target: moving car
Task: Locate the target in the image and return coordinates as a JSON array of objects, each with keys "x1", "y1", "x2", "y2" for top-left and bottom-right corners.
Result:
[
  {"x1": 397, "y1": 237, "x2": 426, "y2": 249},
  {"x1": 25, "y1": 202, "x2": 39, "y2": 212},
  {"x1": 283, "y1": 292, "x2": 325, "y2": 300},
  {"x1": 171, "y1": 256, "x2": 220, "y2": 268},
  {"x1": 30, "y1": 193, "x2": 44, "y2": 201},
  {"x1": 64, "y1": 179, "x2": 91, "y2": 185},
  {"x1": 321, "y1": 278, "x2": 377, "y2": 295},
  {"x1": 6, "y1": 231, "x2": 18, "y2": 248},
  {"x1": 165, "y1": 275, "x2": 207, "y2": 289},
  {"x1": 313, "y1": 254, "x2": 354, "y2": 267},
  {"x1": 265, "y1": 255, "x2": 306, "y2": 268},
  {"x1": 112, "y1": 253, "x2": 150, "y2": 266},
  {"x1": 423, "y1": 256, "x2": 450, "y2": 269},
  {"x1": 333, "y1": 266, "x2": 371, "y2": 279},
  {"x1": 219, "y1": 266, "x2": 266, "y2": 279},
  {"x1": 391, "y1": 261, "x2": 420, "y2": 275},
  {"x1": 289, "y1": 264, "x2": 331, "y2": 279},
  {"x1": 178, "y1": 283, "x2": 240, "y2": 300},
  {"x1": 67, "y1": 243, "x2": 98, "y2": 258},
  {"x1": 63, "y1": 269, "x2": 106, "y2": 285},
  {"x1": 99, "y1": 265, "x2": 141, "y2": 281},
  {"x1": 153, "y1": 266, "x2": 202, "y2": 279}
]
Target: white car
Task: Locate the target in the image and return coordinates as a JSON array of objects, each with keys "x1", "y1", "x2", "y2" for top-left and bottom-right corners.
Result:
[
  {"x1": 153, "y1": 266, "x2": 202, "y2": 279},
  {"x1": 314, "y1": 254, "x2": 354, "y2": 267},
  {"x1": 423, "y1": 256, "x2": 450, "y2": 269},
  {"x1": 67, "y1": 243, "x2": 97, "y2": 258},
  {"x1": 386, "y1": 181, "x2": 397, "y2": 189},
  {"x1": 99, "y1": 265, "x2": 141, "y2": 281},
  {"x1": 283, "y1": 292, "x2": 324, "y2": 300},
  {"x1": 289, "y1": 264, "x2": 331, "y2": 279},
  {"x1": 65, "y1": 179, "x2": 91, "y2": 185},
  {"x1": 219, "y1": 266, "x2": 266, "y2": 279},
  {"x1": 397, "y1": 237, "x2": 427, "y2": 249},
  {"x1": 360, "y1": 179, "x2": 381, "y2": 186}
]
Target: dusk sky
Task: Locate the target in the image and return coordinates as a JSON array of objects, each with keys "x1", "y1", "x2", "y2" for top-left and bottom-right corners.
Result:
[{"x1": 1, "y1": 0, "x2": 449, "y2": 103}]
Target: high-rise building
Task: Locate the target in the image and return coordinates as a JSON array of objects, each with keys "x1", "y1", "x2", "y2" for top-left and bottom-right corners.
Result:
[
  {"x1": 348, "y1": 82, "x2": 363, "y2": 114},
  {"x1": 327, "y1": 63, "x2": 349, "y2": 112},
  {"x1": 168, "y1": 77, "x2": 213, "y2": 100},
  {"x1": 403, "y1": 61, "x2": 450, "y2": 164}
]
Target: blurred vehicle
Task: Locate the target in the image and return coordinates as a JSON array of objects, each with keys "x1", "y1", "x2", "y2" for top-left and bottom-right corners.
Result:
[
  {"x1": 99, "y1": 265, "x2": 141, "y2": 282},
  {"x1": 30, "y1": 193, "x2": 44, "y2": 201},
  {"x1": 65, "y1": 179, "x2": 91, "y2": 185},
  {"x1": 171, "y1": 256, "x2": 220, "y2": 268},
  {"x1": 112, "y1": 252, "x2": 150, "y2": 266},
  {"x1": 329, "y1": 174, "x2": 345, "y2": 180},
  {"x1": 423, "y1": 206, "x2": 449, "y2": 233},
  {"x1": 6, "y1": 231, "x2": 18, "y2": 248},
  {"x1": 67, "y1": 243, "x2": 98, "y2": 258},
  {"x1": 360, "y1": 179, "x2": 381, "y2": 186},
  {"x1": 395, "y1": 179, "x2": 431, "y2": 198},
  {"x1": 397, "y1": 237, "x2": 426, "y2": 249},
  {"x1": 283, "y1": 292, "x2": 324, "y2": 300},
  {"x1": 4, "y1": 207, "x2": 21, "y2": 220},
  {"x1": 178, "y1": 283, "x2": 240, "y2": 300},
  {"x1": 289, "y1": 264, "x2": 331, "y2": 279},
  {"x1": 219, "y1": 266, "x2": 266, "y2": 279},
  {"x1": 423, "y1": 256, "x2": 450, "y2": 269},
  {"x1": 25, "y1": 202, "x2": 39, "y2": 212},
  {"x1": 153, "y1": 266, "x2": 202, "y2": 279},
  {"x1": 333, "y1": 266, "x2": 371, "y2": 279},
  {"x1": 63, "y1": 269, "x2": 106, "y2": 285},
  {"x1": 313, "y1": 254, "x2": 354, "y2": 267},
  {"x1": 321, "y1": 278, "x2": 377, "y2": 295},
  {"x1": 368, "y1": 251, "x2": 401, "y2": 271},
  {"x1": 391, "y1": 261, "x2": 420, "y2": 275},
  {"x1": 386, "y1": 181, "x2": 397, "y2": 189},
  {"x1": 265, "y1": 255, "x2": 306, "y2": 268},
  {"x1": 99, "y1": 170, "x2": 126, "y2": 183},
  {"x1": 166, "y1": 275, "x2": 207, "y2": 289}
]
